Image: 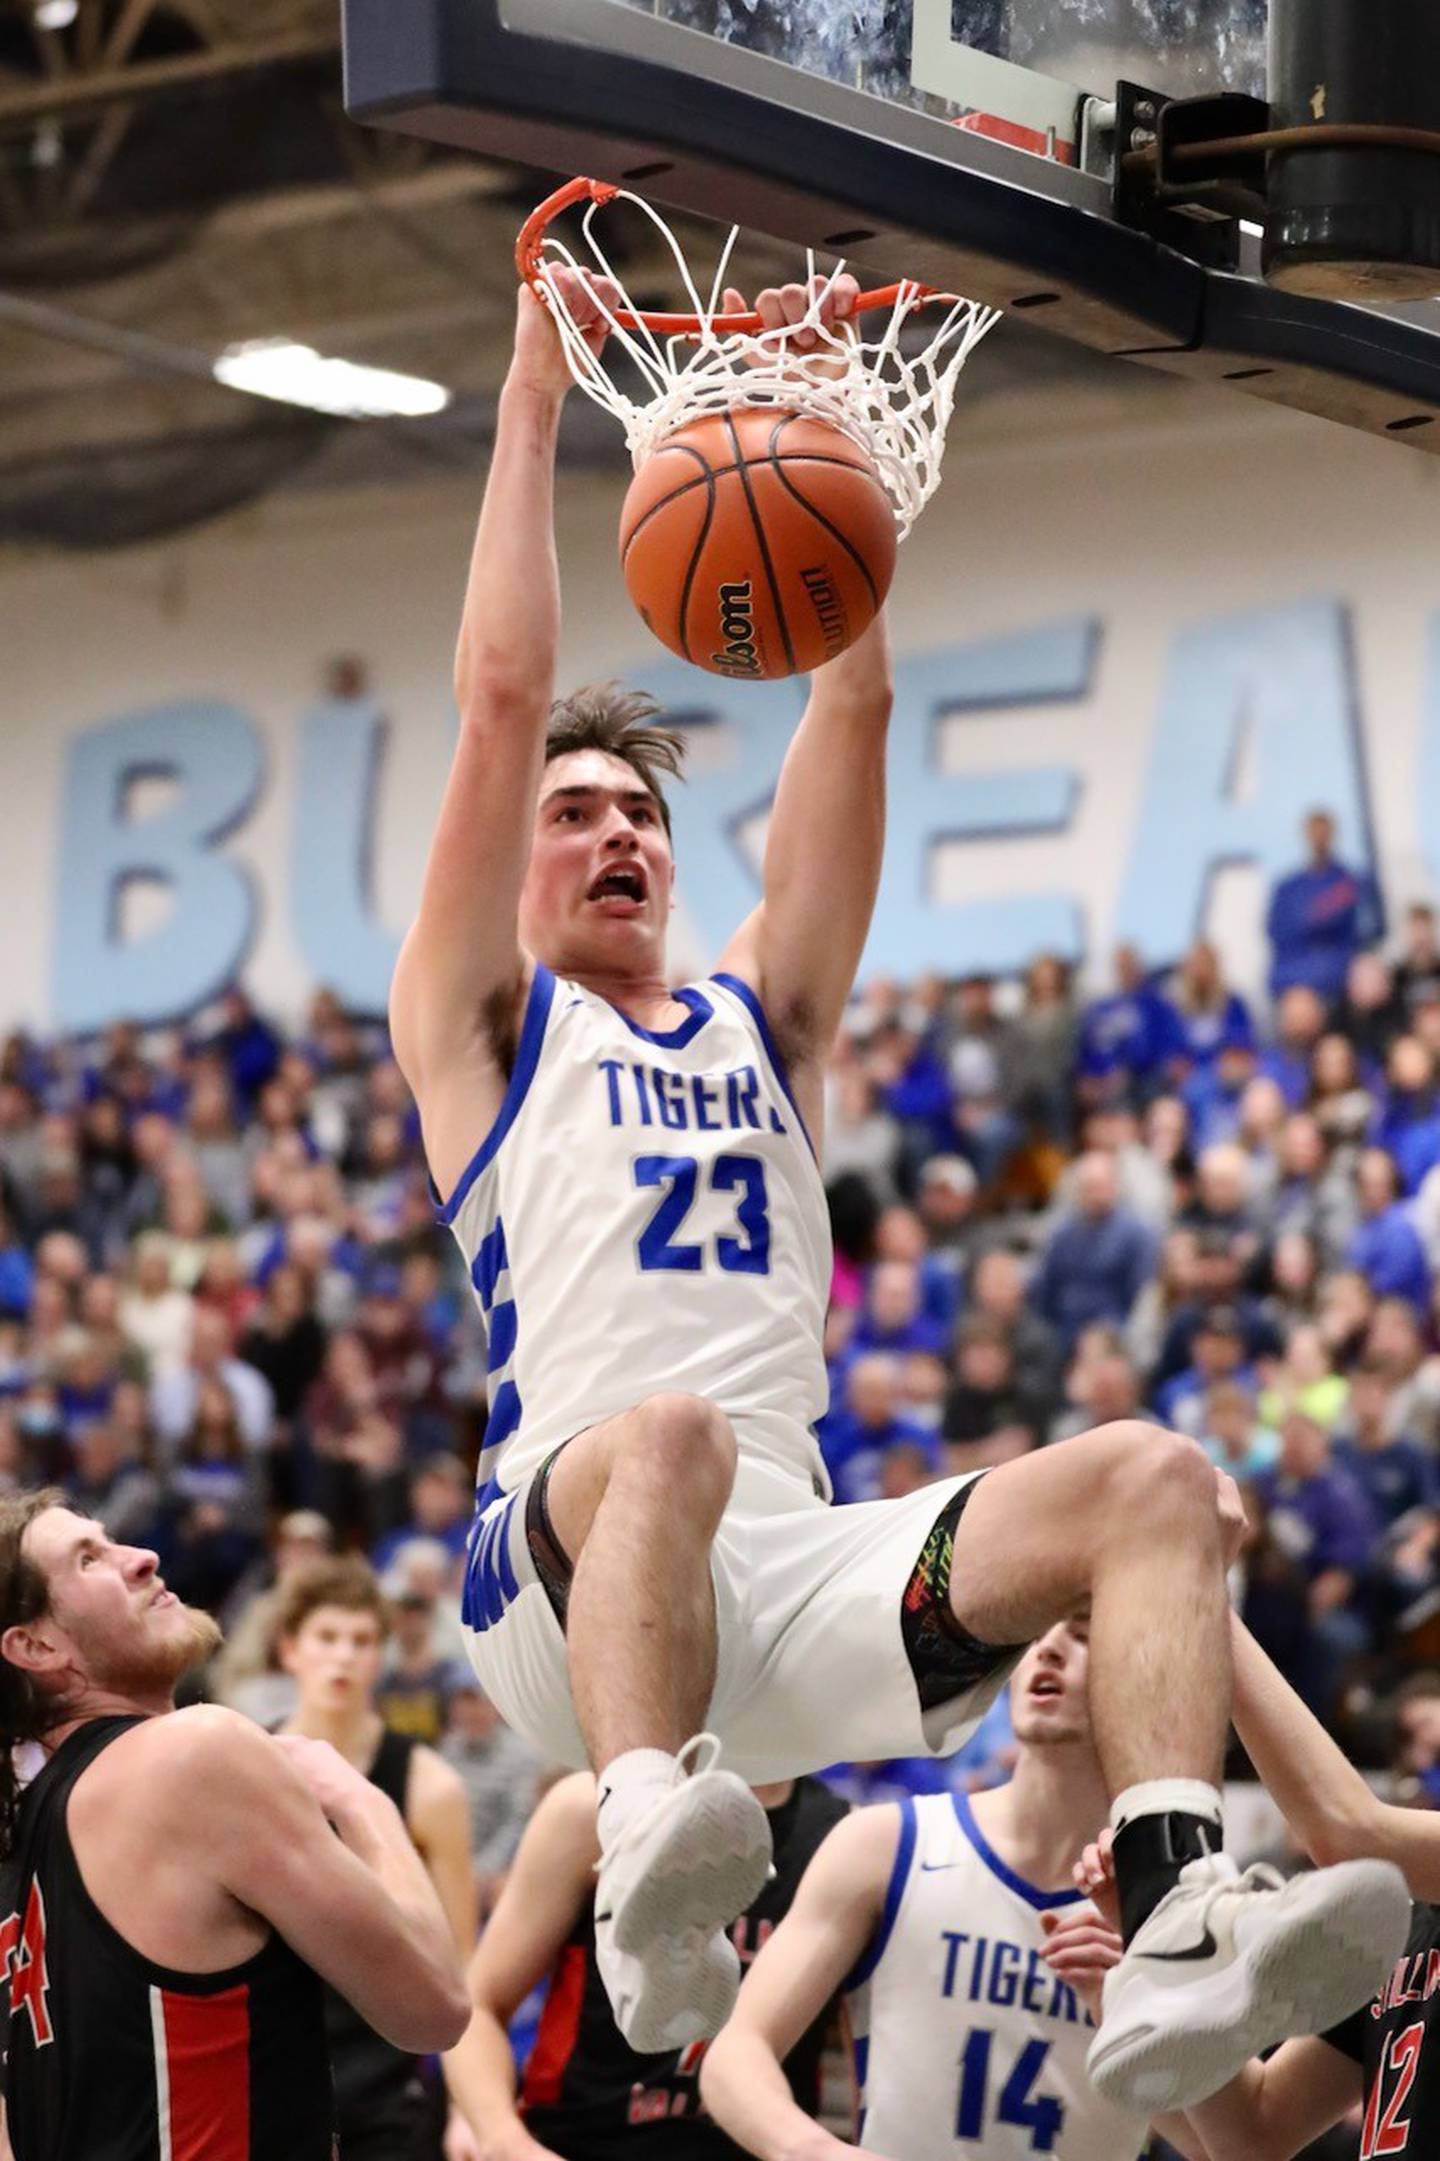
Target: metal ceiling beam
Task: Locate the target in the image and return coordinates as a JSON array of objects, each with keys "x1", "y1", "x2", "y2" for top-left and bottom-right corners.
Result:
[{"x1": 0, "y1": 26, "x2": 338, "y2": 134}]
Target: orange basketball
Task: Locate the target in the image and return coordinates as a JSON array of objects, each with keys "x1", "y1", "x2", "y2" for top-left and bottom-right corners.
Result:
[{"x1": 618, "y1": 407, "x2": 898, "y2": 681}]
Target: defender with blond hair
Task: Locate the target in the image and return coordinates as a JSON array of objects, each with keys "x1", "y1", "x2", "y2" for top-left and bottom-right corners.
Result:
[{"x1": 0, "y1": 1493, "x2": 467, "y2": 2161}]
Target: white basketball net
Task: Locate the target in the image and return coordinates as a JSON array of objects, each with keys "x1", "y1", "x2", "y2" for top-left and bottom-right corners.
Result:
[{"x1": 532, "y1": 190, "x2": 1001, "y2": 538}]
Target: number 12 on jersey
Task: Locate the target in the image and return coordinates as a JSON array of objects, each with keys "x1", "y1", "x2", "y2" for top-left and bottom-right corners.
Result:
[
  {"x1": 634, "y1": 1153, "x2": 771, "y2": 1275},
  {"x1": 956, "y1": 2030, "x2": 1064, "y2": 2152}
]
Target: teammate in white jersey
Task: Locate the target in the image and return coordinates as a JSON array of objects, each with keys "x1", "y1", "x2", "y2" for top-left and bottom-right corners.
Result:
[
  {"x1": 701, "y1": 1619, "x2": 1187, "y2": 2161},
  {"x1": 389, "y1": 264, "x2": 1406, "y2": 2106}
]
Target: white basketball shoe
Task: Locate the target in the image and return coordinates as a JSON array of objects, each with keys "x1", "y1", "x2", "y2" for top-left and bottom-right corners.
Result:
[
  {"x1": 1087, "y1": 1851, "x2": 1411, "y2": 2114},
  {"x1": 593, "y1": 1734, "x2": 774, "y2": 2054}
]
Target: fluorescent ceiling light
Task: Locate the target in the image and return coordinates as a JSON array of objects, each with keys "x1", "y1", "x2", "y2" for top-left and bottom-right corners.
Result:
[
  {"x1": 34, "y1": 0, "x2": 78, "y2": 26},
  {"x1": 212, "y1": 338, "x2": 451, "y2": 420}
]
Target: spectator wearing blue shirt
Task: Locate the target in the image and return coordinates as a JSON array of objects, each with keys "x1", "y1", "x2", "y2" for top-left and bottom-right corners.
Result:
[
  {"x1": 0, "y1": 1200, "x2": 32, "y2": 1321},
  {"x1": 818, "y1": 1352, "x2": 941, "y2": 1505},
  {"x1": 1332, "y1": 1363, "x2": 1436, "y2": 1527},
  {"x1": 371, "y1": 1451, "x2": 473, "y2": 1573},
  {"x1": 1198, "y1": 1381, "x2": 1280, "y2": 1484},
  {"x1": 849, "y1": 1259, "x2": 950, "y2": 1363},
  {"x1": 871, "y1": 1202, "x2": 963, "y2": 1333},
  {"x1": 1162, "y1": 941, "x2": 1256, "y2": 1074},
  {"x1": 1182, "y1": 1044, "x2": 1259, "y2": 1152},
  {"x1": 1259, "y1": 986, "x2": 1329, "y2": 1110},
  {"x1": 1346, "y1": 1147, "x2": 1432, "y2": 1312},
  {"x1": 1266, "y1": 808, "x2": 1383, "y2": 1003},
  {"x1": 1254, "y1": 1407, "x2": 1381, "y2": 1710},
  {"x1": 1155, "y1": 1307, "x2": 1254, "y2": 1433},
  {"x1": 1075, "y1": 945, "x2": 1178, "y2": 1106},
  {"x1": 1030, "y1": 1151, "x2": 1157, "y2": 1351},
  {"x1": 1373, "y1": 1035, "x2": 1440, "y2": 1195}
]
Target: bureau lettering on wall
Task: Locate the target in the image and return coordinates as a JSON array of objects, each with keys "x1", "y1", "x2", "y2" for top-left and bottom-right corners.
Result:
[{"x1": 49, "y1": 596, "x2": 1400, "y2": 1035}]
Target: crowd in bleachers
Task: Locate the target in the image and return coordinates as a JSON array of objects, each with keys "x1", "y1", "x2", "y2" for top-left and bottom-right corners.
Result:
[{"x1": 6, "y1": 808, "x2": 1440, "y2": 1824}]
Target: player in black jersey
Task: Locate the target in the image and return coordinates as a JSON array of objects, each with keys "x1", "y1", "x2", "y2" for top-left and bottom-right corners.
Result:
[
  {"x1": 1071, "y1": 1613, "x2": 1440, "y2": 2160},
  {"x1": 0, "y1": 1491, "x2": 469, "y2": 2161},
  {"x1": 275, "y1": 1559, "x2": 478, "y2": 2161},
  {"x1": 444, "y1": 1770, "x2": 848, "y2": 2161}
]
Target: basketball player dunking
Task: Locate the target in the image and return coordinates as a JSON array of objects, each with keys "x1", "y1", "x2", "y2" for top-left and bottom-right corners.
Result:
[
  {"x1": 390, "y1": 265, "x2": 1407, "y2": 2113},
  {"x1": 0, "y1": 1493, "x2": 468, "y2": 2161}
]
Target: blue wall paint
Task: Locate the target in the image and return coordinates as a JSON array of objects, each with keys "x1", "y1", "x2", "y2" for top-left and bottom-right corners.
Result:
[
  {"x1": 53, "y1": 701, "x2": 263, "y2": 1034},
  {"x1": 45, "y1": 599, "x2": 1396, "y2": 1031},
  {"x1": 291, "y1": 694, "x2": 401, "y2": 1013},
  {"x1": 637, "y1": 618, "x2": 1098, "y2": 977},
  {"x1": 1116, "y1": 597, "x2": 1374, "y2": 960}
]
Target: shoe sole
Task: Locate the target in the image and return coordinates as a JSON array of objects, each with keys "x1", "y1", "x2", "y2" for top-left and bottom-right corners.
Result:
[
  {"x1": 1087, "y1": 1859, "x2": 1411, "y2": 2115},
  {"x1": 610, "y1": 1772, "x2": 773, "y2": 1957},
  {"x1": 612, "y1": 1932, "x2": 741, "y2": 2055}
]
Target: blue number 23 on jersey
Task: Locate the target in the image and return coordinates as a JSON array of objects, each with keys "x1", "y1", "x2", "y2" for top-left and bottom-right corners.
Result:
[{"x1": 634, "y1": 1153, "x2": 772, "y2": 1275}]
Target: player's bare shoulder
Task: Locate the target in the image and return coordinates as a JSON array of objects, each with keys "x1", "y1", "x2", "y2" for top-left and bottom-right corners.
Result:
[{"x1": 69, "y1": 1704, "x2": 272, "y2": 1831}]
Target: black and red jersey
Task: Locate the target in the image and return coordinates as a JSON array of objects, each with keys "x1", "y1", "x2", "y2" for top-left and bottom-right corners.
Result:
[
  {"x1": 1323, "y1": 1899, "x2": 1440, "y2": 2158},
  {"x1": 1, "y1": 1716, "x2": 336, "y2": 2161},
  {"x1": 522, "y1": 1776, "x2": 849, "y2": 2161}
]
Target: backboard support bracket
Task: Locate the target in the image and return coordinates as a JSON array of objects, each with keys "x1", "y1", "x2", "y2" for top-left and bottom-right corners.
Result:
[{"x1": 1112, "y1": 86, "x2": 1270, "y2": 272}]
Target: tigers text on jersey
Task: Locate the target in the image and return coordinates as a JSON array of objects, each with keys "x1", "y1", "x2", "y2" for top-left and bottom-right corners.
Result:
[
  {"x1": 845, "y1": 1792, "x2": 1148, "y2": 2161},
  {"x1": 1324, "y1": 1899, "x2": 1440, "y2": 2159},
  {"x1": 436, "y1": 966, "x2": 832, "y2": 1494}
]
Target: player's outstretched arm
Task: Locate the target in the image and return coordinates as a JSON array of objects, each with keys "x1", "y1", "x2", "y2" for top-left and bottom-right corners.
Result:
[
  {"x1": 390, "y1": 273, "x2": 616, "y2": 1198},
  {"x1": 444, "y1": 1773, "x2": 598, "y2": 2161},
  {"x1": 717, "y1": 272, "x2": 891, "y2": 1123},
  {"x1": 171, "y1": 1710, "x2": 469, "y2": 2052},
  {"x1": 720, "y1": 601, "x2": 892, "y2": 1134},
  {"x1": 699, "y1": 1805, "x2": 894, "y2": 2161},
  {"x1": 1230, "y1": 1610, "x2": 1440, "y2": 1895}
]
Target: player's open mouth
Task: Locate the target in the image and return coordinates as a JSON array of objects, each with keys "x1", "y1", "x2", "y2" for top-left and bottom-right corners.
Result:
[
  {"x1": 587, "y1": 865, "x2": 647, "y2": 911},
  {"x1": 1029, "y1": 1676, "x2": 1062, "y2": 1700},
  {"x1": 150, "y1": 1589, "x2": 176, "y2": 1609}
]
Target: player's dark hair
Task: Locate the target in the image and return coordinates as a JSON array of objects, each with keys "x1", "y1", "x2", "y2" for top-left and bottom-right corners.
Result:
[
  {"x1": 0, "y1": 1487, "x2": 70, "y2": 1860},
  {"x1": 273, "y1": 1555, "x2": 386, "y2": 1645},
  {"x1": 545, "y1": 685, "x2": 686, "y2": 836}
]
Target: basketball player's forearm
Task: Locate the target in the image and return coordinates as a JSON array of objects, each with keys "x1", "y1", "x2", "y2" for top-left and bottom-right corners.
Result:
[
  {"x1": 337, "y1": 1791, "x2": 468, "y2": 1998},
  {"x1": 454, "y1": 380, "x2": 563, "y2": 721},
  {"x1": 1228, "y1": 1614, "x2": 1383, "y2": 1865},
  {"x1": 699, "y1": 2032, "x2": 843, "y2": 2161},
  {"x1": 442, "y1": 2006, "x2": 528, "y2": 2159},
  {"x1": 756, "y1": 613, "x2": 890, "y2": 1025}
]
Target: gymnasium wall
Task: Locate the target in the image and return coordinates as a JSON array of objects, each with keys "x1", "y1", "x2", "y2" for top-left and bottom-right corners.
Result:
[{"x1": 4, "y1": 394, "x2": 1440, "y2": 1038}]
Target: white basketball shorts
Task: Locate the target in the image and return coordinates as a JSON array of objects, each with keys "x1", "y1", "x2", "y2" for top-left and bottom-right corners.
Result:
[{"x1": 458, "y1": 1426, "x2": 1021, "y2": 1782}]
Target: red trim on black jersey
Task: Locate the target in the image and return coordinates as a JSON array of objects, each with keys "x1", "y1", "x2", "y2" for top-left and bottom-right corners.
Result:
[
  {"x1": 522, "y1": 1945, "x2": 588, "y2": 2111},
  {"x1": 151, "y1": 1983, "x2": 251, "y2": 2161}
]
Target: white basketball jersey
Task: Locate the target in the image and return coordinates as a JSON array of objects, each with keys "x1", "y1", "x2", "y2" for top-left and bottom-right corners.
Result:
[
  {"x1": 437, "y1": 964, "x2": 832, "y2": 1497},
  {"x1": 847, "y1": 1793, "x2": 1148, "y2": 2161}
]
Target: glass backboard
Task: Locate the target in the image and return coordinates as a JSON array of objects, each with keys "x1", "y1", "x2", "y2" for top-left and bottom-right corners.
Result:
[
  {"x1": 612, "y1": 0, "x2": 1268, "y2": 162},
  {"x1": 342, "y1": 0, "x2": 1440, "y2": 453}
]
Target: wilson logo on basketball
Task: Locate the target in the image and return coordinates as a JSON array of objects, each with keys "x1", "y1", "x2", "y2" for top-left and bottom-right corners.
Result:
[
  {"x1": 0, "y1": 1881, "x2": 54, "y2": 2048},
  {"x1": 800, "y1": 565, "x2": 848, "y2": 659},
  {"x1": 711, "y1": 581, "x2": 761, "y2": 676}
]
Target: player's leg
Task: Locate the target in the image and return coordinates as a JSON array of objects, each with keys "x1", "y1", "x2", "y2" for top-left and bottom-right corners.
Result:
[
  {"x1": 944, "y1": 1422, "x2": 1409, "y2": 2113},
  {"x1": 538, "y1": 1392, "x2": 772, "y2": 2052},
  {"x1": 543, "y1": 1390, "x2": 735, "y2": 1764},
  {"x1": 945, "y1": 1420, "x2": 1230, "y2": 1852}
]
